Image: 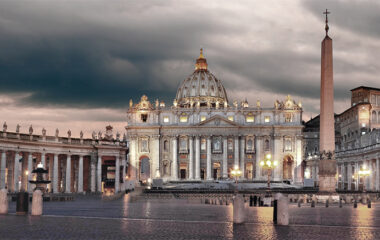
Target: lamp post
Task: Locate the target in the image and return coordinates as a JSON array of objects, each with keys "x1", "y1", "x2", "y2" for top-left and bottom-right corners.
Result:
[
  {"x1": 260, "y1": 153, "x2": 278, "y2": 189},
  {"x1": 231, "y1": 165, "x2": 242, "y2": 193},
  {"x1": 358, "y1": 165, "x2": 371, "y2": 192}
]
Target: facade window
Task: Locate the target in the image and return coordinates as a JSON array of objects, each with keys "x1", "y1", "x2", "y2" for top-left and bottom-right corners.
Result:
[
  {"x1": 201, "y1": 116, "x2": 206, "y2": 122},
  {"x1": 163, "y1": 116, "x2": 169, "y2": 123},
  {"x1": 285, "y1": 113, "x2": 292, "y2": 123},
  {"x1": 140, "y1": 139, "x2": 149, "y2": 153},
  {"x1": 284, "y1": 138, "x2": 292, "y2": 151},
  {"x1": 246, "y1": 114, "x2": 254, "y2": 123},
  {"x1": 228, "y1": 116, "x2": 234, "y2": 121},
  {"x1": 264, "y1": 116, "x2": 270, "y2": 123},
  {"x1": 227, "y1": 138, "x2": 234, "y2": 151},
  {"x1": 179, "y1": 137, "x2": 188, "y2": 153},
  {"x1": 180, "y1": 114, "x2": 188, "y2": 123},
  {"x1": 212, "y1": 136, "x2": 222, "y2": 153},
  {"x1": 141, "y1": 114, "x2": 148, "y2": 122},
  {"x1": 246, "y1": 137, "x2": 254, "y2": 153},
  {"x1": 264, "y1": 139, "x2": 270, "y2": 151},
  {"x1": 201, "y1": 138, "x2": 206, "y2": 151},
  {"x1": 163, "y1": 140, "x2": 169, "y2": 152}
]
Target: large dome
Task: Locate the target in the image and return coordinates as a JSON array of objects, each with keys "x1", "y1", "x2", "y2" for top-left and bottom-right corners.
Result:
[{"x1": 175, "y1": 49, "x2": 228, "y2": 108}]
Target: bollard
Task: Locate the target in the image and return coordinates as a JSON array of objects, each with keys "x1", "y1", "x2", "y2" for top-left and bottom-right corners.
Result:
[
  {"x1": 311, "y1": 200, "x2": 315, "y2": 208},
  {"x1": 249, "y1": 196, "x2": 253, "y2": 207},
  {"x1": 16, "y1": 191, "x2": 29, "y2": 215},
  {"x1": 233, "y1": 194, "x2": 245, "y2": 224},
  {"x1": 253, "y1": 196, "x2": 257, "y2": 206},
  {"x1": 273, "y1": 199, "x2": 278, "y2": 223},
  {"x1": 325, "y1": 199, "x2": 329, "y2": 208},
  {"x1": 339, "y1": 199, "x2": 342, "y2": 208},
  {"x1": 0, "y1": 189, "x2": 8, "y2": 214},
  {"x1": 368, "y1": 199, "x2": 371, "y2": 208},
  {"x1": 298, "y1": 200, "x2": 301, "y2": 208},
  {"x1": 31, "y1": 190, "x2": 43, "y2": 216},
  {"x1": 354, "y1": 200, "x2": 357, "y2": 208},
  {"x1": 275, "y1": 193, "x2": 289, "y2": 225}
]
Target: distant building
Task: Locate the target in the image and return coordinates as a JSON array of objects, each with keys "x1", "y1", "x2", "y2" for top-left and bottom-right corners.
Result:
[{"x1": 304, "y1": 86, "x2": 380, "y2": 191}]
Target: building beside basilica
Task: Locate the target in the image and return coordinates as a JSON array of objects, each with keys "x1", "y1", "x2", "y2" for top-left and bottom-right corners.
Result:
[{"x1": 126, "y1": 50, "x2": 304, "y2": 184}]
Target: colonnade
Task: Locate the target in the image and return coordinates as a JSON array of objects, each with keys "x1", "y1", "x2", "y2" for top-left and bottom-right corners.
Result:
[
  {"x1": 337, "y1": 157, "x2": 380, "y2": 191},
  {"x1": 170, "y1": 135, "x2": 250, "y2": 180},
  {"x1": 0, "y1": 149, "x2": 125, "y2": 194}
]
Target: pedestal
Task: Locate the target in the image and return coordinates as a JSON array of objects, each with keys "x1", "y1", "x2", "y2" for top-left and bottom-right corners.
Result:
[
  {"x1": 233, "y1": 194, "x2": 245, "y2": 224},
  {"x1": 31, "y1": 190, "x2": 43, "y2": 216},
  {"x1": 0, "y1": 189, "x2": 8, "y2": 214}
]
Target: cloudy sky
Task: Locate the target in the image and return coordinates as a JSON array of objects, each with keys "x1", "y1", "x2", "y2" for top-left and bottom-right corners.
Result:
[{"x1": 0, "y1": 0, "x2": 379, "y2": 137}]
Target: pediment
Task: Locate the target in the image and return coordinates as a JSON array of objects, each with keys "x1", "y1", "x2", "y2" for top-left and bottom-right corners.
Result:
[{"x1": 196, "y1": 115, "x2": 239, "y2": 127}]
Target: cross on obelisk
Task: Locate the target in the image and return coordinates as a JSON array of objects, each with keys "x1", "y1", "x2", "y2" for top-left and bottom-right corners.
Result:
[{"x1": 324, "y1": 9, "x2": 330, "y2": 36}]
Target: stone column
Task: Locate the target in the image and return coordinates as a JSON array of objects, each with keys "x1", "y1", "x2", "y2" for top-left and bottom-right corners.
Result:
[
  {"x1": 188, "y1": 136, "x2": 194, "y2": 180},
  {"x1": 240, "y1": 137, "x2": 245, "y2": 179},
  {"x1": 151, "y1": 135, "x2": 160, "y2": 179},
  {"x1": 97, "y1": 155, "x2": 102, "y2": 192},
  {"x1": 195, "y1": 136, "x2": 200, "y2": 180},
  {"x1": 340, "y1": 164, "x2": 344, "y2": 190},
  {"x1": 376, "y1": 158, "x2": 380, "y2": 191},
  {"x1": 129, "y1": 138, "x2": 137, "y2": 181},
  {"x1": 355, "y1": 162, "x2": 359, "y2": 191},
  {"x1": 206, "y1": 136, "x2": 212, "y2": 180},
  {"x1": 0, "y1": 151, "x2": 6, "y2": 189},
  {"x1": 295, "y1": 138, "x2": 302, "y2": 183},
  {"x1": 234, "y1": 136, "x2": 239, "y2": 168},
  {"x1": 41, "y1": 153, "x2": 46, "y2": 168},
  {"x1": 255, "y1": 137, "x2": 262, "y2": 179},
  {"x1": 65, "y1": 155, "x2": 71, "y2": 193},
  {"x1": 90, "y1": 156, "x2": 96, "y2": 193},
  {"x1": 368, "y1": 160, "x2": 372, "y2": 191},
  {"x1": 122, "y1": 158, "x2": 126, "y2": 191},
  {"x1": 273, "y1": 136, "x2": 282, "y2": 181},
  {"x1": 115, "y1": 155, "x2": 120, "y2": 193},
  {"x1": 53, "y1": 154, "x2": 58, "y2": 193},
  {"x1": 13, "y1": 152, "x2": 19, "y2": 192},
  {"x1": 222, "y1": 137, "x2": 228, "y2": 178},
  {"x1": 347, "y1": 163, "x2": 352, "y2": 191},
  {"x1": 78, "y1": 155, "x2": 84, "y2": 193},
  {"x1": 27, "y1": 153, "x2": 33, "y2": 193},
  {"x1": 171, "y1": 136, "x2": 178, "y2": 180}
]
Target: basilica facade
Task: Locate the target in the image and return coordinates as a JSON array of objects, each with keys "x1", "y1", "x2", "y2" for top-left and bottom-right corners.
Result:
[{"x1": 126, "y1": 50, "x2": 304, "y2": 184}]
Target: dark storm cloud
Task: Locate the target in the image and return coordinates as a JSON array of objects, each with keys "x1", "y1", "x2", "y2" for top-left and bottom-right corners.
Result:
[
  {"x1": 0, "y1": 0, "x2": 378, "y2": 114},
  {"x1": 303, "y1": 0, "x2": 380, "y2": 39}
]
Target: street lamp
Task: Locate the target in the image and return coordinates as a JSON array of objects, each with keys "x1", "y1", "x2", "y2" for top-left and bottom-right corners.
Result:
[
  {"x1": 260, "y1": 153, "x2": 278, "y2": 189},
  {"x1": 358, "y1": 165, "x2": 371, "y2": 192},
  {"x1": 231, "y1": 165, "x2": 242, "y2": 193}
]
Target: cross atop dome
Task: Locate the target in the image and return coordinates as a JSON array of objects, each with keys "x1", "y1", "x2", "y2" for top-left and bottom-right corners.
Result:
[{"x1": 195, "y1": 48, "x2": 208, "y2": 71}]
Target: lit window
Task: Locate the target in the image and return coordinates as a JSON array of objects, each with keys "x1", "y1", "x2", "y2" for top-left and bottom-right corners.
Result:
[
  {"x1": 163, "y1": 116, "x2": 169, "y2": 123},
  {"x1": 201, "y1": 116, "x2": 206, "y2": 121},
  {"x1": 180, "y1": 116, "x2": 188, "y2": 123},
  {"x1": 246, "y1": 115, "x2": 254, "y2": 123},
  {"x1": 264, "y1": 116, "x2": 270, "y2": 123},
  {"x1": 228, "y1": 116, "x2": 234, "y2": 121}
]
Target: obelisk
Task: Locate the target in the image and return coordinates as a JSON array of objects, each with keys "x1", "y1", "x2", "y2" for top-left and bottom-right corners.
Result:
[{"x1": 318, "y1": 9, "x2": 336, "y2": 192}]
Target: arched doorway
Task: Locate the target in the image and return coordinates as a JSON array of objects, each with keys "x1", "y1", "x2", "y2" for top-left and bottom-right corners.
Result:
[
  {"x1": 139, "y1": 156, "x2": 150, "y2": 183},
  {"x1": 283, "y1": 155, "x2": 294, "y2": 180}
]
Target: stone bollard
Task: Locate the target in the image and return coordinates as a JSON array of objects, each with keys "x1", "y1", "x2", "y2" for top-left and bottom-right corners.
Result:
[
  {"x1": 233, "y1": 194, "x2": 245, "y2": 224},
  {"x1": 354, "y1": 200, "x2": 357, "y2": 208},
  {"x1": 368, "y1": 199, "x2": 371, "y2": 208},
  {"x1": 31, "y1": 190, "x2": 43, "y2": 216},
  {"x1": 361, "y1": 196, "x2": 367, "y2": 205},
  {"x1": 0, "y1": 189, "x2": 8, "y2": 214},
  {"x1": 311, "y1": 200, "x2": 315, "y2": 208},
  {"x1": 298, "y1": 199, "x2": 301, "y2": 208},
  {"x1": 325, "y1": 199, "x2": 329, "y2": 208},
  {"x1": 339, "y1": 199, "x2": 343, "y2": 208},
  {"x1": 275, "y1": 193, "x2": 289, "y2": 225}
]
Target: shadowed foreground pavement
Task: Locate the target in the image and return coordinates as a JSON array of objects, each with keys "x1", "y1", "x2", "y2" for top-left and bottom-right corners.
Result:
[{"x1": 1, "y1": 194, "x2": 380, "y2": 240}]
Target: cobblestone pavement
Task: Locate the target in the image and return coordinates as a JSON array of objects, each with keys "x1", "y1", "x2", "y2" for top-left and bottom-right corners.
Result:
[{"x1": 1, "y1": 194, "x2": 380, "y2": 239}]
